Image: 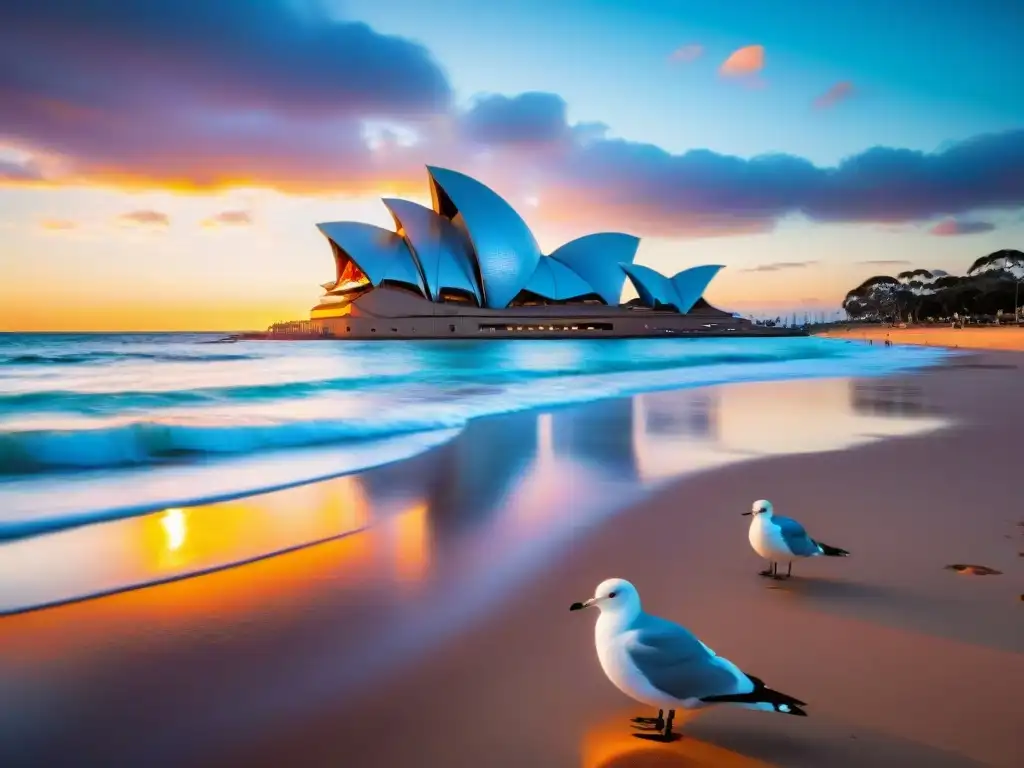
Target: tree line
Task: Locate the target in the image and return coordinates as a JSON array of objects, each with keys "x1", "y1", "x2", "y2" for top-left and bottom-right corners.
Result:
[{"x1": 842, "y1": 249, "x2": 1024, "y2": 322}]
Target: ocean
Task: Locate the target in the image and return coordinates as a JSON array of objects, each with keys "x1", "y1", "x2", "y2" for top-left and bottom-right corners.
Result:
[{"x1": 0, "y1": 332, "x2": 950, "y2": 538}]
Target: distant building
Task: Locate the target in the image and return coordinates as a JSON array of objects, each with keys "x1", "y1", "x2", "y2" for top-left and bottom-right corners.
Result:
[{"x1": 290, "y1": 166, "x2": 799, "y2": 339}]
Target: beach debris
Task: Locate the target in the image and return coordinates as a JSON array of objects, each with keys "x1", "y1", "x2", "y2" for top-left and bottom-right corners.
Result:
[
  {"x1": 743, "y1": 499, "x2": 849, "y2": 579},
  {"x1": 570, "y1": 578, "x2": 807, "y2": 742},
  {"x1": 944, "y1": 564, "x2": 1002, "y2": 576}
]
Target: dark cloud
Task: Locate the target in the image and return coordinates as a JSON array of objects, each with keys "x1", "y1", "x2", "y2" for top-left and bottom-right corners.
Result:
[
  {"x1": 929, "y1": 218, "x2": 997, "y2": 236},
  {"x1": 0, "y1": 1, "x2": 450, "y2": 117},
  {"x1": 740, "y1": 261, "x2": 819, "y2": 273},
  {"x1": 0, "y1": 4, "x2": 1021, "y2": 240},
  {"x1": 538, "y1": 125, "x2": 1024, "y2": 236},
  {"x1": 0, "y1": 0, "x2": 451, "y2": 192},
  {"x1": 856, "y1": 259, "x2": 912, "y2": 266},
  {"x1": 118, "y1": 210, "x2": 170, "y2": 227},
  {"x1": 460, "y1": 92, "x2": 570, "y2": 146},
  {"x1": 203, "y1": 210, "x2": 253, "y2": 227}
]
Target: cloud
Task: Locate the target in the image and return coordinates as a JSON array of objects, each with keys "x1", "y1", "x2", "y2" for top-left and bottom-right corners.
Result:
[
  {"x1": 813, "y1": 81, "x2": 855, "y2": 110},
  {"x1": 740, "y1": 261, "x2": 818, "y2": 273},
  {"x1": 719, "y1": 45, "x2": 764, "y2": 77},
  {"x1": 669, "y1": 44, "x2": 703, "y2": 64},
  {"x1": 39, "y1": 218, "x2": 77, "y2": 231},
  {"x1": 202, "y1": 209, "x2": 253, "y2": 228},
  {"x1": 460, "y1": 92, "x2": 570, "y2": 147},
  {"x1": 929, "y1": 218, "x2": 997, "y2": 236},
  {"x1": 0, "y1": 157, "x2": 44, "y2": 182},
  {"x1": 1, "y1": 3, "x2": 1023, "y2": 240},
  {"x1": 856, "y1": 259, "x2": 912, "y2": 266},
  {"x1": 118, "y1": 210, "x2": 170, "y2": 227},
  {"x1": 0, "y1": 0, "x2": 452, "y2": 194}
]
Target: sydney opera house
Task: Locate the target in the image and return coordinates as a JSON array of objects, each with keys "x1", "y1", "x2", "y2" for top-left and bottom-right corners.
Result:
[{"x1": 270, "y1": 166, "x2": 797, "y2": 339}]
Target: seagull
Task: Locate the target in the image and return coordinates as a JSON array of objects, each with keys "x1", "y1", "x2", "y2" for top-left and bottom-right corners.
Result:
[
  {"x1": 570, "y1": 578, "x2": 807, "y2": 741},
  {"x1": 743, "y1": 499, "x2": 850, "y2": 579}
]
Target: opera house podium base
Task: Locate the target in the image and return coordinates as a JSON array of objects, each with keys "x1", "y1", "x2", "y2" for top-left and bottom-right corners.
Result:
[{"x1": 250, "y1": 289, "x2": 806, "y2": 341}]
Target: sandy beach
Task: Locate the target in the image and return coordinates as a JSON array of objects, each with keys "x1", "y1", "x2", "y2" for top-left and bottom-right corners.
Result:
[
  {"x1": 1, "y1": 353, "x2": 1022, "y2": 767},
  {"x1": 818, "y1": 324, "x2": 1024, "y2": 352}
]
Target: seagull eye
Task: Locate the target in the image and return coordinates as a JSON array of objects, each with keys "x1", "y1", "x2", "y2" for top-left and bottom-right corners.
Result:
[{"x1": 608, "y1": 591, "x2": 617, "y2": 598}]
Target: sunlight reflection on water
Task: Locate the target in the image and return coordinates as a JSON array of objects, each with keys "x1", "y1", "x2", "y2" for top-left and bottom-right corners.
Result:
[{"x1": 0, "y1": 377, "x2": 945, "y2": 617}]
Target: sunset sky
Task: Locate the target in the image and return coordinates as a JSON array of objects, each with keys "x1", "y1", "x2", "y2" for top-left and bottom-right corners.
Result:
[{"x1": 1, "y1": 0, "x2": 1022, "y2": 331}]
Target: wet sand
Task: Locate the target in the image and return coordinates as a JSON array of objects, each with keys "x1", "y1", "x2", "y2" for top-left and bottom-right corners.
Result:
[
  {"x1": 1, "y1": 354, "x2": 1022, "y2": 767},
  {"x1": 819, "y1": 324, "x2": 1024, "y2": 351}
]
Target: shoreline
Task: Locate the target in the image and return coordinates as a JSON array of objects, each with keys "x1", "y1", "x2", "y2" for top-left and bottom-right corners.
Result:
[
  {"x1": 0, "y1": 337, "x2": 948, "y2": 542},
  {"x1": 818, "y1": 324, "x2": 1024, "y2": 351},
  {"x1": 1, "y1": 351, "x2": 1021, "y2": 766},
  {"x1": 0, "y1": 367, "x2": 953, "y2": 618}
]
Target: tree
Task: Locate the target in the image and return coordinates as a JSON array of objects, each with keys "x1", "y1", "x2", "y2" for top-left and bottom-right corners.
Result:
[
  {"x1": 842, "y1": 275, "x2": 901, "y2": 321},
  {"x1": 966, "y1": 249, "x2": 1024, "y2": 277},
  {"x1": 896, "y1": 269, "x2": 936, "y2": 322},
  {"x1": 967, "y1": 250, "x2": 1024, "y2": 319},
  {"x1": 840, "y1": 249, "x2": 1024, "y2": 322}
]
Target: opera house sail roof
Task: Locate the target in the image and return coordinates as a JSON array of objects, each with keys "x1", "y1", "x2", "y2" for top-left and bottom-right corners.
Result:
[{"x1": 311, "y1": 165, "x2": 726, "y2": 321}]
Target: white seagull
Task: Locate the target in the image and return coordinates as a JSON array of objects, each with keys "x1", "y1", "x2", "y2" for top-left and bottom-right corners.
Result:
[
  {"x1": 743, "y1": 499, "x2": 849, "y2": 579},
  {"x1": 570, "y1": 578, "x2": 807, "y2": 741}
]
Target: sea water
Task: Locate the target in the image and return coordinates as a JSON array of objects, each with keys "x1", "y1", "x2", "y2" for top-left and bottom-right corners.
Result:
[{"x1": 0, "y1": 332, "x2": 950, "y2": 536}]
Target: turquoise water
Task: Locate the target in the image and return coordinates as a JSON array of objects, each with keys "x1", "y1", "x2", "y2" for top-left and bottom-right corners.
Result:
[{"x1": 0, "y1": 332, "x2": 949, "y2": 535}]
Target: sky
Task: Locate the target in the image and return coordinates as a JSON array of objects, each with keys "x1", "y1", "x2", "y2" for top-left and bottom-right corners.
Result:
[{"x1": 1, "y1": 0, "x2": 1022, "y2": 331}]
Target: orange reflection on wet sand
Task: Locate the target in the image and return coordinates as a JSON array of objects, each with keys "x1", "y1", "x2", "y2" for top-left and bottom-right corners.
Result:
[
  {"x1": 389, "y1": 500, "x2": 431, "y2": 585},
  {"x1": 0, "y1": 525, "x2": 380, "y2": 663},
  {"x1": 582, "y1": 711, "x2": 777, "y2": 768},
  {"x1": 0, "y1": 474, "x2": 376, "y2": 623},
  {"x1": 135, "y1": 475, "x2": 374, "y2": 576}
]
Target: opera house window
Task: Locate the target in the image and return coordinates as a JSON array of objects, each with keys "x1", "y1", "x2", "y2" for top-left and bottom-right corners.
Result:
[{"x1": 477, "y1": 323, "x2": 614, "y2": 333}]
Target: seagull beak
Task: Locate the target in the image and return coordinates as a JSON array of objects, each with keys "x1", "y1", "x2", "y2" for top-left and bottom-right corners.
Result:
[
  {"x1": 569, "y1": 598, "x2": 595, "y2": 611},
  {"x1": 741, "y1": 511, "x2": 752, "y2": 516}
]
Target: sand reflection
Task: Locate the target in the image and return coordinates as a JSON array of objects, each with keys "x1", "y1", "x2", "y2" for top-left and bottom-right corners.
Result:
[
  {"x1": 0, "y1": 376, "x2": 950, "y2": 616},
  {"x1": 389, "y1": 501, "x2": 432, "y2": 586},
  {"x1": 0, "y1": 475, "x2": 379, "y2": 614},
  {"x1": 633, "y1": 377, "x2": 947, "y2": 482}
]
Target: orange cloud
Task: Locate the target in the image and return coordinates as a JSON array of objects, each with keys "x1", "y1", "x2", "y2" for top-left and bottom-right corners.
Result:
[
  {"x1": 202, "y1": 210, "x2": 253, "y2": 228},
  {"x1": 813, "y1": 81, "x2": 855, "y2": 109},
  {"x1": 720, "y1": 45, "x2": 764, "y2": 77},
  {"x1": 118, "y1": 209, "x2": 170, "y2": 227},
  {"x1": 39, "y1": 218, "x2": 77, "y2": 231},
  {"x1": 669, "y1": 44, "x2": 703, "y2": 64}
]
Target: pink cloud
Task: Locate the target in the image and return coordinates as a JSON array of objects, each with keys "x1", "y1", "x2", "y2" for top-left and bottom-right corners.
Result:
[
  {"x1": 202, "y1": 210, "x2": 253, "y2": 228},
  {"x1": 118, "y1": 209, "x2": 170, "y2": 227},
  {"x1": 929, "y1": 218, "x2": 996, "y2": 236},
  {"x1": 669, "y1": 44, "x2": 703, "y2": 64},
  {"x1": 813, "y1": 81, "x2": 855, "y2": 109},
  {"x1": 719, "y1": 45, "x2": 764, "y2": 77}
]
